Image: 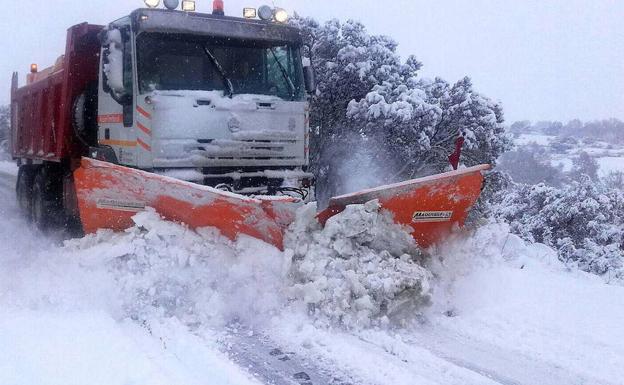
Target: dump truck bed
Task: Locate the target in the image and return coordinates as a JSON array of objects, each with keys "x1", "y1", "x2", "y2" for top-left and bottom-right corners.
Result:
[{"x1": 10, "y1": 23, "x2": 102, "y2": 164}]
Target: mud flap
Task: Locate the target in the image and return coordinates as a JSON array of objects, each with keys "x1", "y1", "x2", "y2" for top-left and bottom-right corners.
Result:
[
  {"x1": 73, "y1": 158, "x2": 297, "y2": 249},
  {"x1": 317, "y1": 165, "x2": 491, "y2": 248}
]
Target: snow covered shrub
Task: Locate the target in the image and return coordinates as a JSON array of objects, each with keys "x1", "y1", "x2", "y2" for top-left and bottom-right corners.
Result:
[
  {"x1": 284, "y1": 201, "x2": 432, "y2": 329},
  {"x1": 494, "y1": 177, "x2": 624, "y2": 282},
  {"x1": 291, "y1": 17, "x2": 512, "y2": 199},
  {"x1": 603, "y1": 171, "x2": 624, "y2": 190},
  {"x1": 467, "y1": 169, "x2": 513, "y2": 222},
  {"x1": 569, "y1": 151, "x2": 599, "y2": 181},
  {"x1": 498, "y1": 143, "x2": 565, "y2": 186}
]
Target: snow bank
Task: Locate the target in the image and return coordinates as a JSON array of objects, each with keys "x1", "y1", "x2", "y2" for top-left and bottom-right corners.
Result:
[
  {"x1": 285, "y1": 201, "x2": 432, "y2": 328},
  {"x1": 266, "y1": 223, "x2": 624, "y2": 385},
  {"x1": 423, "y1": 223, "x2": 624, "y2": 384},
  {"x1": 597, "y1": 156, "x2": 624, "y2": 177},
  {"x1": 0, "y1": 206, "x2": 266, "y2": 385},
  {"x1": 63, "y1": 209, "x2": 288, "y2": 328},
  {"x1": 2, "y1": 185, "x2": 624, "y2": 384},
  {"x1": 0, "y1": 312, "x2": 170, "y2": 385},
  {"x1": 0, "y1": 160, "x2": 17, "y2": 175},
  {"x1": 58, "y1": 203, "x2": 433, "y2": 330}
]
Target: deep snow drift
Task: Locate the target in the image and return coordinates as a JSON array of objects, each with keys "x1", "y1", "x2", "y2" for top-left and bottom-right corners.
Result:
[
  {"x1": 1, "y1": 159, "x2": 623, "y2": 385},
  {"x1": 286, "y1": 201, "x2": 431, "y2": 328}
]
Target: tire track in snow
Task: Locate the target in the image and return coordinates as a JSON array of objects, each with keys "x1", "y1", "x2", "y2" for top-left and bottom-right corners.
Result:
[
  {"x1": 398, "y1": 325, "x2": 613, "y2": 385},
  {"x1": 345, "y1": 333, "x2": 517, "y2": 385},
  {"x1": 222, "y1": 326, "x2": 353, "y2": 385}
]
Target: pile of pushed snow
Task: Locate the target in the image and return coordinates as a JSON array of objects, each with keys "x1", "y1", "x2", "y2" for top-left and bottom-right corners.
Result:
[
  {"x1": 57, "y1": 202, "x2": 432, "y2": 331},
  {"x1": 64, "y1": 209, "x2": 289, "y2": 328},
  {"x1": 284, "y1": 201, "x2": 432, "y2": 328}
]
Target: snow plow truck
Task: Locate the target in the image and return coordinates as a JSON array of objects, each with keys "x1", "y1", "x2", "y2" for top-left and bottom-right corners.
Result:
[{"x1": 9, "y1": 0, "x2": 490, "y2": 250}]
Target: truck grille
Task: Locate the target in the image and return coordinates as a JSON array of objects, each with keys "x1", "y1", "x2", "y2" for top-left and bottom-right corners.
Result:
[{"x1": 191, "y1": 138, "x2": 298, "y2": 161}]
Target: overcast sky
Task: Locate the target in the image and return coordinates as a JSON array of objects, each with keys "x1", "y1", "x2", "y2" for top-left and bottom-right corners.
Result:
[{"x1": 2, "y1": 0, "x2": 622, "y2": 123}]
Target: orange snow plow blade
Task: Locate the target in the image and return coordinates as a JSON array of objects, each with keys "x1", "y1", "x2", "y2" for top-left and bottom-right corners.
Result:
[
  {"x1": 74, "y1": 158, "x2": 489, "y2": 250},
  {"x1": 317, "y1": 165, "x2": 491, "y2": 248},
  {"x1": 73, "y1": 158, "x2": 296, "y2": 249}
]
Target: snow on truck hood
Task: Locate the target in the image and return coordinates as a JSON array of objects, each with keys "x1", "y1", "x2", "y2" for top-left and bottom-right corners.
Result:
[
  {"x1": 147, "y1": 90, "x2": 308, "y2": 168},
  {"x1": 149, "y1": 90, "x2": 305, "y2": 140}
]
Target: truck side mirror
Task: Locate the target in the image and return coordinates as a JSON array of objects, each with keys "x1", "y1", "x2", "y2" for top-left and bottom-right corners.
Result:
[
  {"x1": 303, "y1": 65, "x2": 316, "y2": 94},
  {"x1": 102, "y1": 28, "x2": 132, "y2": 106}
]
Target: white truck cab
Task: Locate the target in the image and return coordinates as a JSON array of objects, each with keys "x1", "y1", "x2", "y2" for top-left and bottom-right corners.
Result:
[{"x1": 95, "y1": 7, "x2": 314, "y2": 195}]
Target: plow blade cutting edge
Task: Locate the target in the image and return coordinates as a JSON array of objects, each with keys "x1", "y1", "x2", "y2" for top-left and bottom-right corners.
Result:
[{"x1": 74, "y1": 158, "x2": 490, "y2": 249}]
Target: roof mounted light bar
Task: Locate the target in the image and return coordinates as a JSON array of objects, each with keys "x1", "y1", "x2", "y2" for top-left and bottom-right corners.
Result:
[{"x1": 245, "y1": 4, "x2": 289, "y2": 23}]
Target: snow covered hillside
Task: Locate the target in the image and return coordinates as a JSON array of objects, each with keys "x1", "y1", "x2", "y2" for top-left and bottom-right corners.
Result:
[
  {"x1": 513, "y1": 133, "x2": 624, "y2": 176},
  {"x1": 1, "y1": 160, "x2": 623, "y2": 385}
]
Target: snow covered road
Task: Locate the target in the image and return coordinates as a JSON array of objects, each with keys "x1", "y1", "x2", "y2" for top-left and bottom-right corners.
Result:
[{"x1": 0, "y1": 162, "x2": 623, "y2": 385}]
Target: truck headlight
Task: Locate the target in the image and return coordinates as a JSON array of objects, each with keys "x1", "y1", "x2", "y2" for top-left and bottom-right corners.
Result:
[
  {"x1": 182, "y1": 0, "x2": 196, "y2": 11},
  {"x1": 243, "y1": 7, "x2": 257, "y2": 19},
  {"x1": 274, "y1": 8, "x2": 288, "y2": 23}
]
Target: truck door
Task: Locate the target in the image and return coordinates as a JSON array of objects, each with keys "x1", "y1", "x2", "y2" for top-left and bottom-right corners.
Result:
[{"x1": 98, "y1": 23, "x2": 136, "y2": 166}]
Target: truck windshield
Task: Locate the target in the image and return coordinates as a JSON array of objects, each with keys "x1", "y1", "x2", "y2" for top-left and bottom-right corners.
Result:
[{"x1": 136, "y1": 33, "x2": 305, "y2": 101}]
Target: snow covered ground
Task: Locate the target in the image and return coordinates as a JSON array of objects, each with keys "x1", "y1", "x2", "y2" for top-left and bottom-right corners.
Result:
[
  {"x1": 597, "y1": 156, "x2": 624, "y2": 177},
  {"x1": 515, "y1": 133, "x2": 624, "y2": 176},
  {"x1": 0, "y1": 160, "x2": 17, "y2": 175},
  {"x1": 1, "y1": 163, "x2": 623, "y2": 385},
  {"x1": 0, "y1": 166, "x2": 261, "y2": 385},
  {"x1": 514, "y1": 133, "x2": 555, "y2": 146}
]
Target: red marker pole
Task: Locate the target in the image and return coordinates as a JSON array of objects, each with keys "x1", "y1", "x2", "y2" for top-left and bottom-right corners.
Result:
[{"x1": 448, "y1": 133, "x2": 466, "y2": 170}]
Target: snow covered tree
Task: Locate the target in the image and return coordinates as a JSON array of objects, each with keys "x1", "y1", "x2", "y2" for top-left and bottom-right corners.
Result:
[
  {"x1": 494, "y1": 177, "x2": 624, "y2": 282},
  {"x1": 347, "y1": 76, "x2": 511, "y2": 179},
  {"x1": 497, "y1": 143, "x2": 565, "y2": 186},
  {"x1": 510, "y1": 120, "x2": 531, "y2": 134},
  {"x1": 291, "y1": 17, "x2": 512, "y2": 202},
  {"x1": 570, "y1": 151, "x2": 599, "y2": 181}
]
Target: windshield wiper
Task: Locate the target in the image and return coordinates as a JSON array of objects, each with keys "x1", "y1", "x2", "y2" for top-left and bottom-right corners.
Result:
[
  {"x1": 270, "y1": 48, "x2": 296, "y2": 101},
  {"x1": 203, "y1": 45, "x2": 234, "y2": 98}
]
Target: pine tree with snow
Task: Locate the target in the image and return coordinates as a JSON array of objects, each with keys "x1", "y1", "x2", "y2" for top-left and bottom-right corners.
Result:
[{"x1": 291, "y1": 17, "x2": 512, "y2": 202}]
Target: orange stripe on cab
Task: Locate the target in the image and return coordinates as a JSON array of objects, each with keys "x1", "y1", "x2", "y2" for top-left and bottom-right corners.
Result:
[
  {"x1": 137, "y1": 138, "x2": 151, "y2": 151},
  {"x1": 137, "y1": 106, "x2": 152, "y2": 119},
  {"x1": 99, "y1": 139, "x2": 136, "y2": 148},
  {"x1": 137, "y1": 122, "x2": 152, "y2": 136},
  {"x1": 97, "y1": 114, "x2": 123, "y2": 124}
]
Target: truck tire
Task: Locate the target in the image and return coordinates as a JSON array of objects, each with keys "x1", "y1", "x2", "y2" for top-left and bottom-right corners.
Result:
[
  {"x1": 16, "y1": 165, "x2": 37, "y2": 219},
  {"x1": 30, "y1": 168, "x2": 63, "y2": 231},
  {"x1": 72, "y1": 82, "x2": 98, "y2": 147}
]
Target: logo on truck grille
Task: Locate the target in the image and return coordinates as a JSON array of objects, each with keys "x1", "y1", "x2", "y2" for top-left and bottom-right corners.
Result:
[
  {"x1": 96, "y1": 199, "x2": 146, "y2": 212},
  {"x1": 412, "y1": 211, "x2": 453, "y2": 223}
]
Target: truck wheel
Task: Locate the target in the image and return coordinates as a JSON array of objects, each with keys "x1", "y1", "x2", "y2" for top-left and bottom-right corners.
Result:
[
  {"x1": 16, "y1": 165, "x2": 37, "y2": 219},
  {"x1": 72, "y1": 82, "x2": 98, "y2": 147},
  {"x1": 30, "y1": 168, "x2": 62, "y2": 231}
]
